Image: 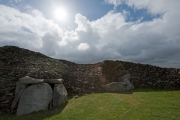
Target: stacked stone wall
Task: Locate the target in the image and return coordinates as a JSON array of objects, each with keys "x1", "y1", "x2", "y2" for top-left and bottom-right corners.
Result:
[{"x1": 102, "y1": 60, "x2": 180, "y2": 90}]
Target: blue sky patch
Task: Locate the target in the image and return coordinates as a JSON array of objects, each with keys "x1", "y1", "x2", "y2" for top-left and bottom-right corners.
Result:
[
  {"x1": 21, "y1": 26, "x2": 34, "y2": 34},
  {"x1": 116, "y1": 3, "x2": 162, "y2": 22}
]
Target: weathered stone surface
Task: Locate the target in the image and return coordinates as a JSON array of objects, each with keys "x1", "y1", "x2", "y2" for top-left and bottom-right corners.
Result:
[
  {"x1": 53, "y1": 84, "x2": 68, "y2": 106},
  {"x1": 19, "y1": 76, "x2": 44, "y2": 84},
  {"x1": 101, "y1": 82, "x2": 126, "y2": 93},
  {"x1": 44, "y1": 79, "x2": 64, "y2": 84},
  {"x1": 123, "y1": 79, "x2": 134, "y2": 91},
  {"x1": 11, "y1": 82, "x2": 28, "y2": 112},
  {"x1": 121, "y1": 73, "x2": 134, "y2": 91},
  {"x1": 17, "y1": 83, "x2": 52, "y2": 116},
  {"x1": 121, "y1": 73, "x2": 131, "y2": 81}
]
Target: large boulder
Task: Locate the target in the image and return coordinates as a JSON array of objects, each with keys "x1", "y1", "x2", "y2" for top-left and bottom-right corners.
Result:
[
  {"x1": 11, "y1": 82, "x2": 28, "y2": 112},
  {"x1": 19, "y1": 76, "x2": 44, "y2": 84},
  {"x1": 17, "y1": 83, "x2": 52, "y2": 116},
  {"x1": 53, "y1": 84, "x2": 68, "y2": 106},
  {"x1": 101, "y1": 82, "x2": 126, "y2": 93}
]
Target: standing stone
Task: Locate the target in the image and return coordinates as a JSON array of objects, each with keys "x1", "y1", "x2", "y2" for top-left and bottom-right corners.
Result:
[
  {"x1": 53, "y1": 84, "x2": 68, "y2": 106},
  {"x1": 11, "y1": 82, "x2": 28, "y2": 112},
  {"x1": 121, "y1": 73, "x2": 134, "y2": 90},
  {"x1": 17, "y1": 83, "x2": 52, "y2": 116}
]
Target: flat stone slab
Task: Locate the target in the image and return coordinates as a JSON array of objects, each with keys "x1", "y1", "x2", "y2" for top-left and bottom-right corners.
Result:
[
  {"x1": 19, "y1": 76, "x2": 44, "y2": 84},
  {"x1": 17, "y1": 83, "x2": 52, "y2": 116},
  {"x1": 44, "y1": 79, "x2": 64, "y2": 84}
]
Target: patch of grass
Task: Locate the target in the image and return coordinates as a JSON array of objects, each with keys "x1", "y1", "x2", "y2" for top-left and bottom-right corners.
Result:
[{"x1": 1, "y1": 89, "x2": 180, "y2": 120}]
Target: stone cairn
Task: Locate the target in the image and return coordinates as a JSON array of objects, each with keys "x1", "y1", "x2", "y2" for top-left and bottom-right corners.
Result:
[{"x1": 11, "y1": 76, "x2": 68, "y2": 116}]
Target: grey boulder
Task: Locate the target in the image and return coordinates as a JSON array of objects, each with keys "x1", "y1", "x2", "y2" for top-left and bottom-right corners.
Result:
[
  {"x1": 17, "y1": 83, "x2": 52, "y2": 116},
  {"x1": 121, "y1": 73, "x2": 134, "y2": 90},
  {"x1": 53, "y1": 84, "x2": 68, "y2": 106}
]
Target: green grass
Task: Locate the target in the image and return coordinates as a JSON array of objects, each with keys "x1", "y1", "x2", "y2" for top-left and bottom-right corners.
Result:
[{"x1": 1, "y1": 89, "x2": 180, "y2": 120}]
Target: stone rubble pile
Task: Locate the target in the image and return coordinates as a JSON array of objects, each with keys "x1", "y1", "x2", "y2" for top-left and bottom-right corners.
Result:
[{"x1": 11, "y1": 76, "x2": 67, "y2": 116}]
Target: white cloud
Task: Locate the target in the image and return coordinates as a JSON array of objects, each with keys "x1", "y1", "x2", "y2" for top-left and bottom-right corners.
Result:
[
  {"x1": 1, "y1": 1, "x2": 180, "y2": 68},
  {"x1": 0, "y1": 5, "x2": 62, "y2": 50},
  {"x1": 77, "y1": 43, "x2": 89, "y2": 51},
  {"x1": 105, "y1": 0, "x2": 124, "y2": 9},
  {"x1": 10, "y1": 0, "x2": 22, "y2": 3},
  {"x1": 125, "y1": 0, "x2": 179, "y2": 15}
]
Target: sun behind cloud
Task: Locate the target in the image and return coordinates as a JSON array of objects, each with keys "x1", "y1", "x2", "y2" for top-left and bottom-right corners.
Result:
[{"x1": 53, "y1": 7, "x2": 68, "y2": 21}]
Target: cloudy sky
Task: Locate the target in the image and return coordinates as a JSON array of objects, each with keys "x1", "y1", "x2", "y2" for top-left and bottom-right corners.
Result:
[{"x1": 0, "y1": 0, "x2": 180, "y2": 68}]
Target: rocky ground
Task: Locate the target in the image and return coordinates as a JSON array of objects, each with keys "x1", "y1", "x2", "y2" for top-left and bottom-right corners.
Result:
[{"x1": 0, "y1": 46, "x2": 180, "y2": 113}]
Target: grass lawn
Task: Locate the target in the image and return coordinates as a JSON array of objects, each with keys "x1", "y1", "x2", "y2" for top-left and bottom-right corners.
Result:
[{"x1": 1, "y1": 89, "x2": 180, "y2": 120}]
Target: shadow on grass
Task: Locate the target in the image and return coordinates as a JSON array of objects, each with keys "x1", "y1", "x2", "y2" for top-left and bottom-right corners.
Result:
[{"x1": 1, "y1": 102, "x2": 68, "y2": 120}]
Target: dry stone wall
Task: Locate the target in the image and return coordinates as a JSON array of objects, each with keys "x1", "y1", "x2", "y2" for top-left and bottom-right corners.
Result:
[
  {"x1": 63, "y1": 63, "x2": 104, "y2": 96},
  {"x1": 101, "y1": 60, "x2": 180, "y2": 90}
]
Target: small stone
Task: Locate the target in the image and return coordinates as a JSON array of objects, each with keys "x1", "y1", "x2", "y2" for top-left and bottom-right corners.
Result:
[{"x1": 74, "y1": 95, "x2": 79, "y2": 98}]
